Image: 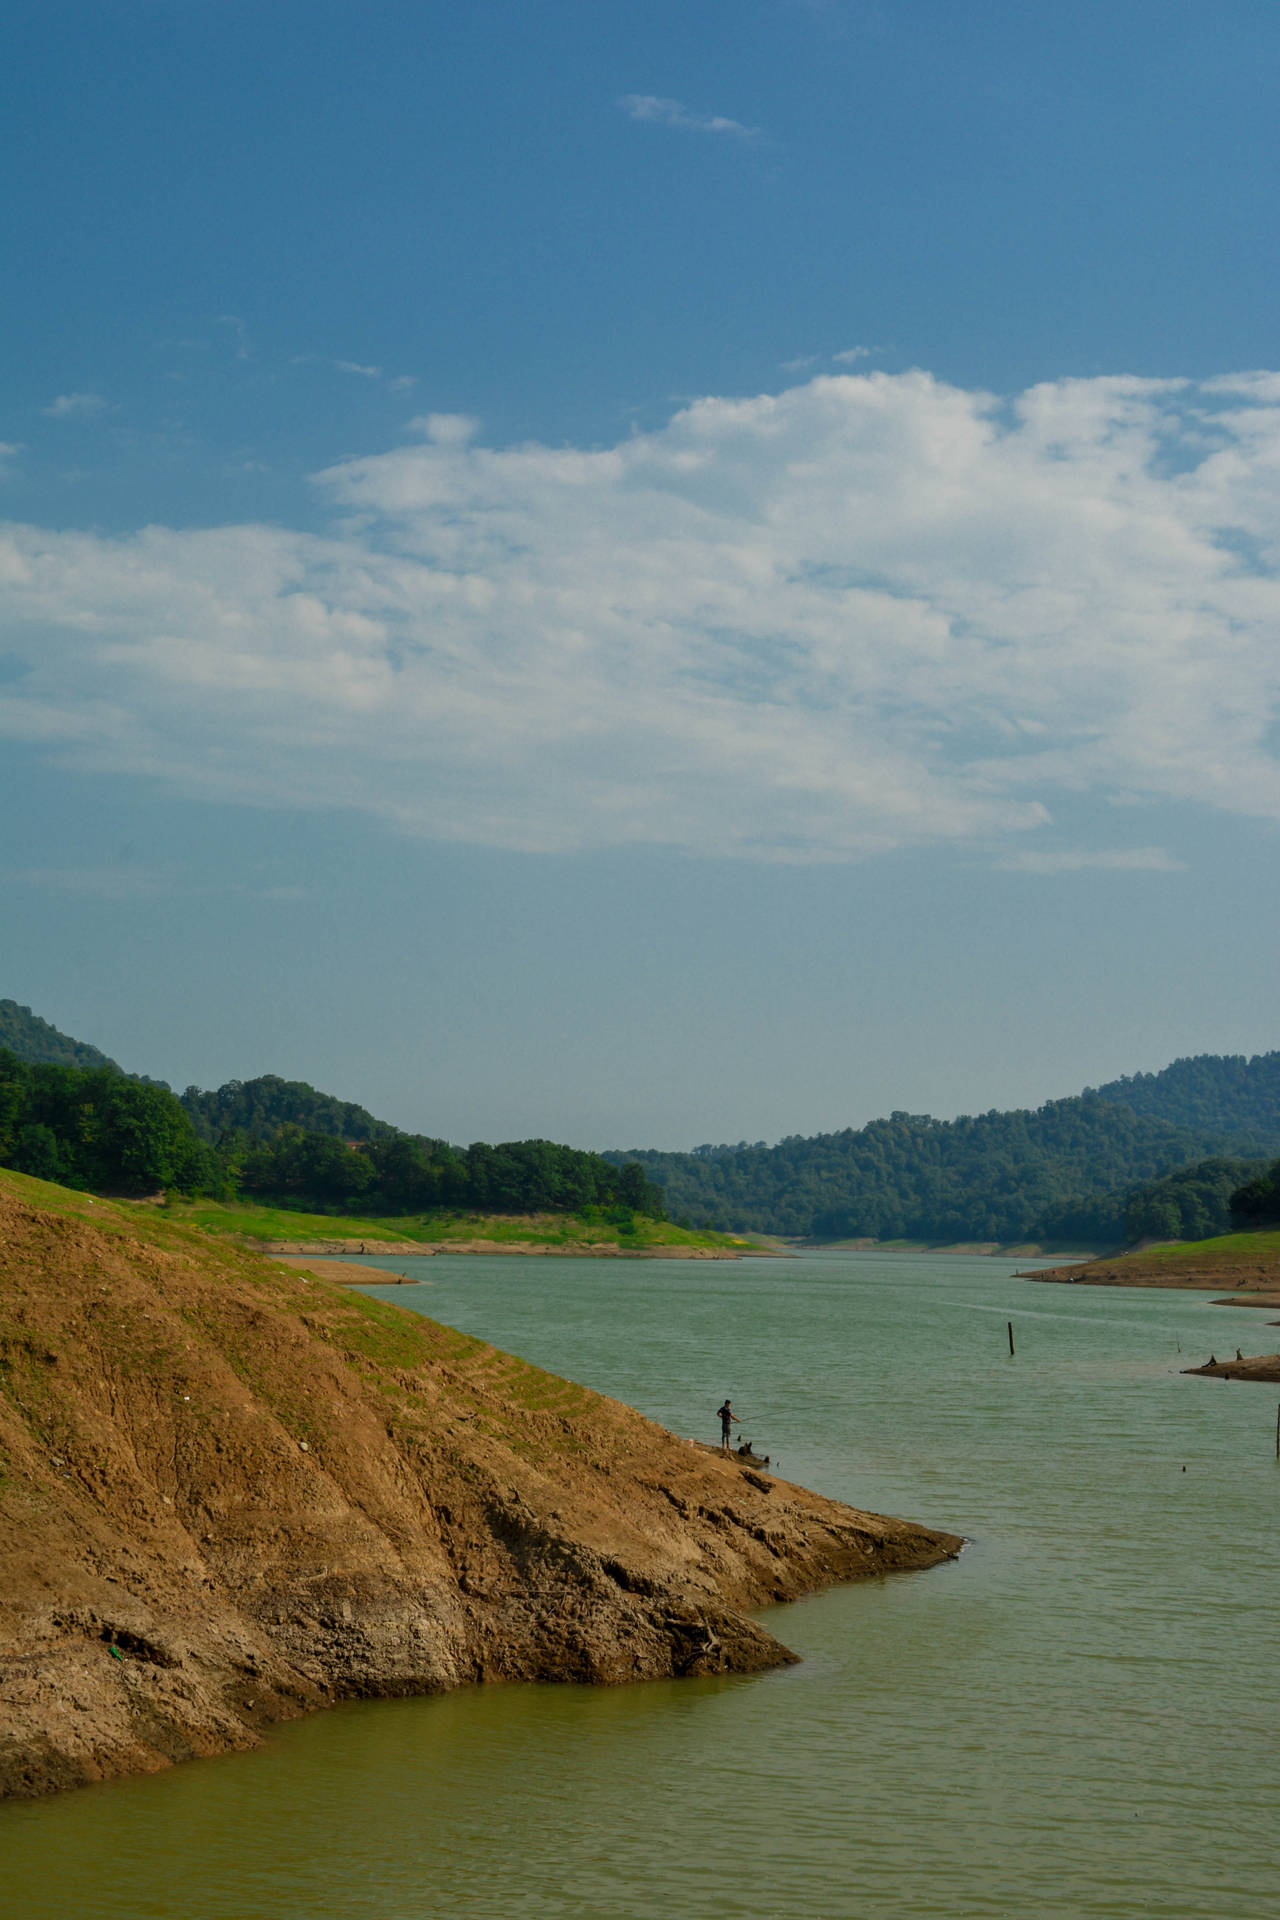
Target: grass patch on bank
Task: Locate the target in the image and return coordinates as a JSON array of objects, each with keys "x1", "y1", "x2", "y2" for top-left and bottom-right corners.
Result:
[
  {"x1": 161, "y1": 1196, "x2": 760, "y2": 1253},
  {"x1": 1107, "y1": 1229, "x2": 1280, "y2": 1269}
]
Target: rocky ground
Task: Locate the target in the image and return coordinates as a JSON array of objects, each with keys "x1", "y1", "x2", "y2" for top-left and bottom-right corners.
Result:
[{"x1": 0, "y1": 1179, "x2": 960, "y2": 1801}]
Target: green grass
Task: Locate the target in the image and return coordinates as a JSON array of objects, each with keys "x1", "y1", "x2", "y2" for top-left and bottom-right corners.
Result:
[
  {"x1": 1109, "y1": 1229, "x2": 1280, "y2": 1268},
  {"x1": 0, "y1": 1165, "x2": 119, "y2": 1222},
  {"x1": 160, "y1": 1195, "x2": 759, "y2": 1253}
]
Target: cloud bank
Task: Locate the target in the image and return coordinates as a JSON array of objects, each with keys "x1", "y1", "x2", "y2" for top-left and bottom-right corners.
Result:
[{"x1": 3, "y1": 369, "x2": 1280, "y2": 862}]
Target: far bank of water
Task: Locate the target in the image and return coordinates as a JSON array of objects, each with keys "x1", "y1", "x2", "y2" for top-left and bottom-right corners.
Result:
[{"x1": 4, "y1": 1251, "x2": 1278, "y2": 1919}]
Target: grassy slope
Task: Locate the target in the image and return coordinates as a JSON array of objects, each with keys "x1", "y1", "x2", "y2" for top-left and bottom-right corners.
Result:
[
  {"x1": 1094, "y1": 1229, "x2": 1280, "y2": 1275},
  {"x1": 152, "y1": 1196, "x2": 764, "y2": 1253},
  {"x1": 1029, "y1": 1226, "x2": 1280, "y2": 1293},
  {"x1": 0, "y1": 1175, "x2": 759, "y2": 1253}
]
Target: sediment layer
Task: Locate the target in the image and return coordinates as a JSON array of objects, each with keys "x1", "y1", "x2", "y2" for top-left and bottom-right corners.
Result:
[{"x1": 0, "y1": 1185, "x2": 959, "y2": 1800}]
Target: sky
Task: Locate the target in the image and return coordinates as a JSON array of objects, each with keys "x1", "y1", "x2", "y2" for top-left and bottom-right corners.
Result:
[{"x1": 3, "y1": 0, "x2": 1279, "y2": 1149}]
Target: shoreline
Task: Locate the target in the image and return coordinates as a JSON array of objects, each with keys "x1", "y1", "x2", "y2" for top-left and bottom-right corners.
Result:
[{"x1": 258, "y1": 1235, "x2": 779, "y2": 1259}]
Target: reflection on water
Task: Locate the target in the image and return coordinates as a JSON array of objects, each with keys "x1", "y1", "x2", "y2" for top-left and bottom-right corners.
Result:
[{"x1": 4, "y1": 1251, "x2": 1278, "y2": 1919}]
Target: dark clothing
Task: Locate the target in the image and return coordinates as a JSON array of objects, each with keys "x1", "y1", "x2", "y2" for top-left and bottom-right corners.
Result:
[{"x1": 718, "y1": 1402, "x2": 733, "y2": 1438}]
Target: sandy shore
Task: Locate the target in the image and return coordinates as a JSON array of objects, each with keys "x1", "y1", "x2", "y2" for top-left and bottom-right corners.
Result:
[{"x1": 272, "y1": 1255, "x2": 427, "y2": 1286}]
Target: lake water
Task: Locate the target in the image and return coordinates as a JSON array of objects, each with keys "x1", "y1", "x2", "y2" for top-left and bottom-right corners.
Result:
[{"x1": 4, "y1": 1250, "x2": 1279, "y2": 1919}]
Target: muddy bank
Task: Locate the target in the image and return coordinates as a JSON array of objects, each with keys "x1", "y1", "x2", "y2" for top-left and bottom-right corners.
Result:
[
  {"x1": 0, "y1": 1185, "x2": 959, "y2": 1802},
  {"x1": 273, "y1": 1256, "x2": 429, "y2": 1286}
]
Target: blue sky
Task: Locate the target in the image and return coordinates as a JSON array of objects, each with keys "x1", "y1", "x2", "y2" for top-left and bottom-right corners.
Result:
[{"x1": 3, "y1": 0, "x2": 1279, "y2": 1147}]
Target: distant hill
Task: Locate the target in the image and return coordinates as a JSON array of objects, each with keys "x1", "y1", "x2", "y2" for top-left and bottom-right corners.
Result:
[
  {"x1": 1093, "y1": 1054, "x2": 1280, "y2": 1149},
  {"x1": 607, "y1": 1053, "x2": 1280, "y2": 1247},
  {"x1": 179, "y1": 1075, "x2": 399, "y2": 1145},
  {"x1": 0, "y1": 1000, "x2": 121, "y2": 1074}
]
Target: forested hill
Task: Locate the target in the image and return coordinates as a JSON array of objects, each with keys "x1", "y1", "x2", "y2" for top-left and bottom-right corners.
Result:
[
  {"x1": 1093, "y1": 1054, "x2": 1280, "y2": 1144},
  {"x1": 607, "y1": 1053, "x2": 1280, "y2": 1246},
  {"x1": 178, "y1": 1075, "x2": 398, "y2": 1145},
  {"x1": 0, "y1": 1000, "x2": 121, "y2": 1074}
]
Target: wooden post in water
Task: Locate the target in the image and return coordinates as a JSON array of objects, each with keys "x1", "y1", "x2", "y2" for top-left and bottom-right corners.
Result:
[
  {"x1": 1275, "y1": 1403, "x2": 1279, "y2": 1460},
  {"x1": 1008, "y1": 1321, "x2": 1015, "y2": 1357}
]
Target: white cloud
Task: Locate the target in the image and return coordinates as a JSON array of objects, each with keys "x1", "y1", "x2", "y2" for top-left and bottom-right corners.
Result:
[
  {"x1": 292, "y1": 355, "x2": 385, "y2": 380},
  {"x1": 785, "y1": 346, "x2": 881, "y2": 373},
  {"x1": 995, "y1": 848, "x2": 1186, "y2": 875},
  {"x1": 42, "y1": 392, "x2": 108, "y2": 419},
  {"x1": 3, "y1": 369, "x2": 1280, "y2": 863},
  {"x1": 0, "y1": 442, "x2": 21, "y2": 474},
  {"x1": 620, "y1": 94, "x2": 760, "y2": 137},
  {"x1": 217, "y1": 314, "x2": 252, "y2": 360},
  {"x1": 407, "y1": 412, "x2": 479, "y2": 445}
]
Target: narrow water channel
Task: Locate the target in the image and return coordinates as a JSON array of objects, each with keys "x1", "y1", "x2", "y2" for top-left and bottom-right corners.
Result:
[{"x1": 4, "y1": 1251, "x2": 1277, "y2": 1919}]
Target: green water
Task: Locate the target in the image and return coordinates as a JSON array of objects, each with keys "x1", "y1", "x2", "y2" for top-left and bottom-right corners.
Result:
[{"x1": 4, "y1": 1251, "x2": 1279, "y2": 1919}]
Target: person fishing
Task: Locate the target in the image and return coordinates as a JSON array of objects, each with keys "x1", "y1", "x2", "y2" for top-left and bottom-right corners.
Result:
[{"x1": 717, "y1": 1398, "x2": 739, "y2": 1453}]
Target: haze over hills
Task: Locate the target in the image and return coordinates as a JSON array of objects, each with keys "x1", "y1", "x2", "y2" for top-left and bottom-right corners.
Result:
[{"x1": 3, "y1": 999, "x2": 1278, "y2": 1249}]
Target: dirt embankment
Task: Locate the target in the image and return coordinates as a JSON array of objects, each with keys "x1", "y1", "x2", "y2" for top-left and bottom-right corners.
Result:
[
  {"x1": 0, "y1": 1188, "x2": 959, "y2": 1802},
  {"x1": 1023, "y1": 1255, "x2": 1280, "y2": 1310}
]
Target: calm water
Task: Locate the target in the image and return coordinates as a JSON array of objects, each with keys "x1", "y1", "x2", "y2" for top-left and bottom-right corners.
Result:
[{"x1": 4, "y1": 1251, "x2": 1279, "y2": 1920}]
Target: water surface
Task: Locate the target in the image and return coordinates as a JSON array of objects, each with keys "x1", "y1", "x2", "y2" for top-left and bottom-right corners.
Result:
[{"x1": 4, "y1": 1251, "x2": 1277, "y2": 1919}]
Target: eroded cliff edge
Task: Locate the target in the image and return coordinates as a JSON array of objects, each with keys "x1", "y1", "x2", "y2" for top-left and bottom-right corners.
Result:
[{"x1": 0, "y1": 1177, "x2": 960, "y2": 1800}]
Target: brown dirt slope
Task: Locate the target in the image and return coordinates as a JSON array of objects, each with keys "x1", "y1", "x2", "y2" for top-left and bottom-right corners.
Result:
[{"x1": 0, "y1": 1175, "x2": 959, "y2": 1801}]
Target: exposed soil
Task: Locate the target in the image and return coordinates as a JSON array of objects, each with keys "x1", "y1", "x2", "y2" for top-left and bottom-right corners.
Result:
[
  {"x1": 1023, "y1": 1257, "x2": 1280, "y2": 1310},
  {"x1": 0, "y1": 1187, "x2": 960, "y2": 1802},
  {"x1": 273, "y1": 1257, "x2": 429, "y2": 1286}
]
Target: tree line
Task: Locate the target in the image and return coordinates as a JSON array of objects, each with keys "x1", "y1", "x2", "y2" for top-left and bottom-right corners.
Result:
[
  {"x1": 1120, "y1": 1157, "x2": 1271, "y2": 1244},
  {"x1": 1228, "y1": 1159, "x2": 1280, "y2": 1229},
  {"x1": 0, "y1": 1051, "x2": 665, "y2": 1219},
  {"x1": 605, "y1": 1053, "x2": 1280, "y2": 1246}
]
